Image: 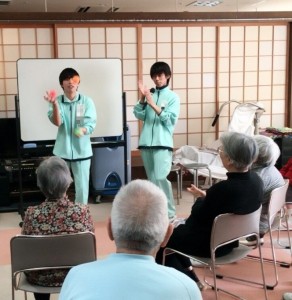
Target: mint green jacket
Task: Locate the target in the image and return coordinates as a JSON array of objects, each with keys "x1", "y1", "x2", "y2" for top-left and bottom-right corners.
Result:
[
  {"x1": 133, "y1": 86, "x2": 180, "y2": 150},
  {"x1": 48, "y1": 93, "x2": 96, "y2": 161}
]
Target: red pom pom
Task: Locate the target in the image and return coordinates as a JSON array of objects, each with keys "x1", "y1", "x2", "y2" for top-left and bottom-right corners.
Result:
[{"x1": 49, "y1": 90, "x2": 57, "y2": 99}]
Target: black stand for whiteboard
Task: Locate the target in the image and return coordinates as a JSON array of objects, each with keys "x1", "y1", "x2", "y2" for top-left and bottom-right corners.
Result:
[
  {"x1": 15, "y1": 95, "x2": 25, "y2": 220},
  {"x1": 15, "y1": 92, "x2": 128, "y2": 222},
  {"x1": 122, "y1": 92, "x2": 129, "y2": 184}
]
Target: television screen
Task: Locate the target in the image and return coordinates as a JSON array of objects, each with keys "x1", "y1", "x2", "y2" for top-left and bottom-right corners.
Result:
[
  {"x1": 0, "y1": 118, "x2": 54, "y2": 160},
  {"x1": 0, "y1": 118, "x2": 18, "y2": 159}
]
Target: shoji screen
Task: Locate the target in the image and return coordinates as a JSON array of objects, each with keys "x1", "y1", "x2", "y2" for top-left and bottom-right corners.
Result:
[
  {"x1": 0, "y1": 27, "x2": 54, "y2": 117},
  {"x1": 0, "y1": 22, "x2": 288, "y2": 150}
]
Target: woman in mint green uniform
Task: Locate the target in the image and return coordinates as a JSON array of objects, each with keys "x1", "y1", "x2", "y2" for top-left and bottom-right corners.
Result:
[
  {"x1": 45, "y1": 68, "x2": 96, "y2": 204},
  {"x1": 133, "y1": 62, "x2": 180, "y2": 219}
]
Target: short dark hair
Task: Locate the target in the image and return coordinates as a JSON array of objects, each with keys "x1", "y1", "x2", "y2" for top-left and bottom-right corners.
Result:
[
  {"x1": 59, "y1": 68, "x2": 80, "y2": 85},
  {"x1": 150, "y1": 61, "x2": 172, "y2": 85}
]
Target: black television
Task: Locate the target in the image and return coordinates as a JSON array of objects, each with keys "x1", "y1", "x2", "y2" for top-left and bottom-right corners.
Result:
[
  {"x1": 0, "y1": 118, "x2": 54, "y2": 160},
  {"x1": 0, "y1": 118, "x2": 18, "y2": 159}
]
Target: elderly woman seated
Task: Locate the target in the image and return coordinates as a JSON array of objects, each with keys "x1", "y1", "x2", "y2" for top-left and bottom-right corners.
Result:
[
  {"x1": 21, "y1": 156, "x2": 94, "y2": 300},
  {"x1": 241, "y1": 135, "x2": 285, "y2": 246},
  {"x1": 156, "y1": 131, "x2": 263, "y2": 291}
]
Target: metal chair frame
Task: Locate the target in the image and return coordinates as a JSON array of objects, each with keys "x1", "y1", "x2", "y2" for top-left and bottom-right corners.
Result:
[
  {"x1": 10, "y1": 232, "x2": 96, "y2": 300},
  {"x1": 170, "y1": 164, "x2": 182, "y2": 205},
  {"x1": 163, "y1": 206, "x2": 268, "y2": 300},
  {"x1": 248, "y1": 179, "x2": 291, "y2": 289}
]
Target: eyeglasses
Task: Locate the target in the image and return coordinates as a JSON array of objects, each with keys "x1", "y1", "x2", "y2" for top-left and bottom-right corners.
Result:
[{"x1": 217, "y1": 146, "x2": 224, "y2": 154}]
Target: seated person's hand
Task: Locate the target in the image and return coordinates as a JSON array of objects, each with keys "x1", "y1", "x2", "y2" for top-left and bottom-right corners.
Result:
[{"x1": 187, "y1": 184, "x2": 206, "y2": 198}]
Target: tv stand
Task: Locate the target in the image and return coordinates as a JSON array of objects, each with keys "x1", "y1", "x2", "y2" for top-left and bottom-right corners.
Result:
[{"x1": 0, "y1": 157, "x2": 47, "y2": 211}]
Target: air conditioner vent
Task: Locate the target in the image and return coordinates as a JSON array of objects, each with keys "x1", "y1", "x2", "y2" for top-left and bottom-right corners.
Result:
[
  {"x1": 77, "y1": 6, "x2": 90, "y2": 13},
  {"x1": 76, "y1": 6, "x2": 119, "y2": 13},
  {"x1": 0, "y1": 0, "x2": 11, "y2": 5}
]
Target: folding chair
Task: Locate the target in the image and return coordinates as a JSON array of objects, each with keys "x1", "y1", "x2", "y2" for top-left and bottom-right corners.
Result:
[
  {"x1": 249, "y1": 179, "x2": 291, "y2": 289},
  {"x1": 170, "y1": 164, "x2": 182, "y2": 204},
  {"x1": 163, "y1": 206, "x2": 268, "y2": 300},
  {"x1": 278, "y1": 181, "x2": 292, "y2": 239},
  {"x1": 173, "y1": 101, "x2": 265, "y2": 187},
  {"x1": 10, "y1": 232, "x2": 96, "y2": 300}
]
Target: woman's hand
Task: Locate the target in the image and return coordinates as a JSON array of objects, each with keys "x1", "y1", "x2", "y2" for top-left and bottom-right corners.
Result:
[
  {"x1": 44, "y1": 90, "x2": 57, "y2": 104},
  {"x1": 187, "y1": 184, "x2": 206, "y2": 198},
  {"x1": 74, "y1": 127, "x2": 86, "y2": 137},
  {"x1": 138, "y1": 80, "x2": 154, "y2": 106},
  {"x1": 138, "y1": 80, "x2": 150, "y2": 96}
]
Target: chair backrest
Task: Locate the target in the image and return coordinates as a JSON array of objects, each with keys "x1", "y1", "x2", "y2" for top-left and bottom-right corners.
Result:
[
  {"x1": 211, "y1": 205, "x2": 262, "y2": 251},
  {"x1": 10, "y1": 232, "x2": 96, "y2": 274},
  {"x1": 268, "y1": 179, "x2": 289, "y2": 225}
]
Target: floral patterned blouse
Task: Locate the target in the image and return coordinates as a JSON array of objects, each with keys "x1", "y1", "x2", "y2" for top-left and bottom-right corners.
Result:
[{"x1": 21, "y1": 197, "x2": 94, "y2": 287}]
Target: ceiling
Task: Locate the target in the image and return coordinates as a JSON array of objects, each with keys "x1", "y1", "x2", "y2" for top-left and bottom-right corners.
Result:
[{"x1": 0, "y1": 0, "x2": 292, "y2": 13}]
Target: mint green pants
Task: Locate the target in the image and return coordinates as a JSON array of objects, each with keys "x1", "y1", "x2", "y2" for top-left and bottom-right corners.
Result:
[
  {"x1": 66, "y1": 159, "x2": 91, "y2": 204},
  {"x1": 141, "y1": 149, "x2": 176, "y2": 219}
]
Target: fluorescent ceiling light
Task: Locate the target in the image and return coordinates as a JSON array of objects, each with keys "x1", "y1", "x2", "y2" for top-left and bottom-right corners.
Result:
[{"x1": 187, "y1": 0, "x2": 223, "y2": 7}]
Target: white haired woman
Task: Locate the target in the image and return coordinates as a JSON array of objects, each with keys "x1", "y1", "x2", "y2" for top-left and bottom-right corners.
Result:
[
  {"x1": 156, "y1": 131, "x2": 263, "y2": 291},
  {"x1": 21, "y1": 156, "x2": 94, "y2": 300}
]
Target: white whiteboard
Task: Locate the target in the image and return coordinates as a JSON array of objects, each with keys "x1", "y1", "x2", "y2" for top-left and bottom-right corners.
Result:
[{"x1": 17, "y1": 58, "x2": 123, "y2": 142}]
